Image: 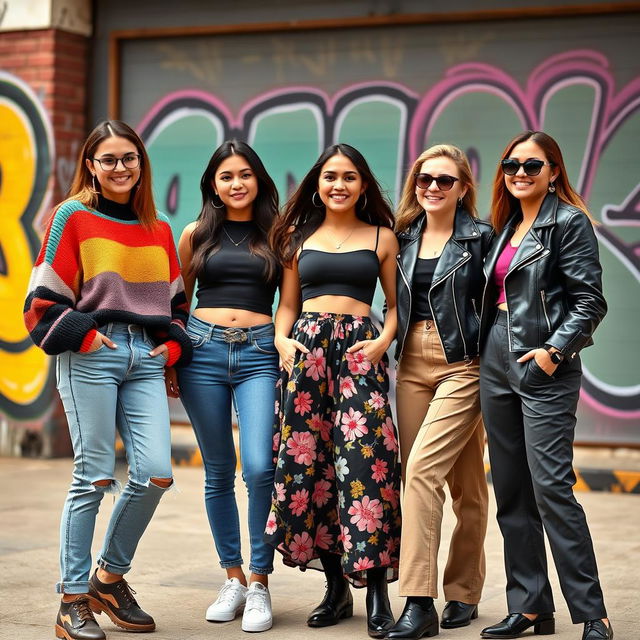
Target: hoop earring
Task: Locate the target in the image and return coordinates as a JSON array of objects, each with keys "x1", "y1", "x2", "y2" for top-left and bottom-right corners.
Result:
[
  {"x1": 212, "y1": 194, "x2": 225, "y2": 209},
  {"x1": 358, "y1": 193, "x2": 368, "y2": 211},
  {"x1": 548, "y1": 182, "x2": 556, "y2": 193},
  {"x1": 312, "y1": 192, "x2": 324, "y2": 208}
]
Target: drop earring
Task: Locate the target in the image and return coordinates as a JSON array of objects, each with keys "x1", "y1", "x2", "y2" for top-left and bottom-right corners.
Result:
[
  {"x1": 548, "y1": 181, "x2": 556, "y2": 193},
  {"x1": 92, "y1": 174, "x2": 97, "y2": 192}
]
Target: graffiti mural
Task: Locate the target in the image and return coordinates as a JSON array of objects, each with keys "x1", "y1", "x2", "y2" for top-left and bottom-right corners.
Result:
[
  {"x1": 0, "y1": 71, "x2": 55, "y2": 421},
  {"x1": 137, "y1": 50, "x2": 640, "y2": 439}
]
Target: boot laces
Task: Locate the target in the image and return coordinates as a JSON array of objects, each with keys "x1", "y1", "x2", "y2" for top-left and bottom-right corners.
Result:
[
  {"x1": 115, "y1": 580, "x2": 138, "y2": 607},
  {"x1": 73, "y1": 598, "x2": 97, "y2": 622}
]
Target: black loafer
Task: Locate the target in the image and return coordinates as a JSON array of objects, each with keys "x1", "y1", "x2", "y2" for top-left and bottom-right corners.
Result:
[
  {"x1": 582, "y1": 620, "x2": 613, "y2": 640},
  {"x1": 481, "y1": 613, "x2": 555, "y2": 638},
  {"x1": 440, "y1": 601, "x2": 478, "y2": 629}
]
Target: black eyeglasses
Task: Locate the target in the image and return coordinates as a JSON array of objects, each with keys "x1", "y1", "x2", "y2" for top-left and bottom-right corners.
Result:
[
  {"x1": 414, "y1": 173, "x2": 459, "y2": 191},
  {"x1": 501, "y1": 158, "x2": 552, "y2": 176},
  {"x1": 92, "y1": 154, "x2": 141, "y2": 171}
]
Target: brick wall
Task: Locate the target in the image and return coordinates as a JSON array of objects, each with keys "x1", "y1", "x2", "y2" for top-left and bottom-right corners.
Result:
[{"x1": 0, "y1": 28, "x2": 88, "y2": 204}]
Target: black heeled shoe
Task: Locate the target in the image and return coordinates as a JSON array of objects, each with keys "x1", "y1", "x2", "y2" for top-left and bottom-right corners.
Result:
[
  {"x1": 480, "y1": 613, "x2": 555, "y2": 638},
  {"x1": 384, "y1": 597, "x2": 439, "y2": 639},
  {"x1": 582, "y1": 619, "x2": 613, "y2": 640},
  {"x1": 307, "y1": 553, "x2": 353, "y2": 627},
  {"x1": 440, "y1": 601, "x2": 478, "y2": 629},
  {"x1": 366, "y1": 568, "x2": 395, "y2": 638}
]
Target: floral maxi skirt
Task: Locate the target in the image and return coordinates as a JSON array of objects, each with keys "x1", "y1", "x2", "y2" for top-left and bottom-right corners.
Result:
[{"x1": 264, "y1": 312, "x2": 401, "y2": 586}]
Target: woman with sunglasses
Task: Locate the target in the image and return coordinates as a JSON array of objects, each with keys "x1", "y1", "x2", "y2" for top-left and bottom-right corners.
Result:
[
  {"x1": 24, "y1": 120, "x2": 192, "y2": 640},
  {"x1": 384, "y1": 145, "x2": 492, "y2": 639},
  {"x1": 478, "y1": 131, "x2": 611, "y2": 640},
  {"x1": 265, "y1": 143, "x2": 402, "y2": 638},
  {"x1": 165, "y1": 140, "x2": 280, "y2": 633}
]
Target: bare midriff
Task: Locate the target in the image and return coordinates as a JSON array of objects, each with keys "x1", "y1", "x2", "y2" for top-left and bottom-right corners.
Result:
[
  {"x1": 302, "y1": 295, "x2": 371, "y2": 317},
  {"x1": 193, "y1": 307, "x2": 272, "y2": 327}
]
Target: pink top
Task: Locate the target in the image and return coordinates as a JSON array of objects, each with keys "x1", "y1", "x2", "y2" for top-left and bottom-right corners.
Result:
[{"x1": 494, "y1": 243, "x2": 518, "y2": 305}]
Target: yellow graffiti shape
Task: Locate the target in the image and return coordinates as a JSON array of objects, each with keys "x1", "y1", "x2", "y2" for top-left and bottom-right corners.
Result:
[{"x1": 0, "y1": 101, "x2": 50, "y2": 405}]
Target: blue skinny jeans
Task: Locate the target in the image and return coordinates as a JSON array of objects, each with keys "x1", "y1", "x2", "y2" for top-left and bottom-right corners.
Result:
[{"x1": 178, "y1": 316, "x2": 278, "y2": 575}]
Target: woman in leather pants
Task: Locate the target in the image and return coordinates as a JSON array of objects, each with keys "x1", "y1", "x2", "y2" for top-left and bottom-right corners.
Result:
[
  {"x1": 478, "y1": 131, "x2": 612, "y2": 640},
  {"x1": 385, "y1": 144, "x2": 492, "y2": 639}
]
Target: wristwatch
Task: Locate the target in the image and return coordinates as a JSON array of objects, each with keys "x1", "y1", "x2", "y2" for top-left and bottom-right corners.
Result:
[{"x1": 546, "y1": 347, "x2": 564, "y2": 364}]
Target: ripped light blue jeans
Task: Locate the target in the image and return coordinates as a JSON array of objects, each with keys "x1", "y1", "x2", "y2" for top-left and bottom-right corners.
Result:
[{"x1": 55, "y1": 323, "x2": 173, "y2": 594}]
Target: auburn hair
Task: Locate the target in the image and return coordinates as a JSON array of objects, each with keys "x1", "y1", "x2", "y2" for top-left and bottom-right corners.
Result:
[{"x1": 490, "y1": 130, "x2": 591, "y2": 233}]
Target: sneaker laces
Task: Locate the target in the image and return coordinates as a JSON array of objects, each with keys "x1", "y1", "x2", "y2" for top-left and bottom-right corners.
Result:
[
  {"x1": 245, "y1": 587, "x2": 267, "y2": 613},
  {"x1": 72, "y1": 598, "x2": 97, "y2": 623},
  {"x1": 216, "y1": 581, "x2": 240, "y2": 606}
]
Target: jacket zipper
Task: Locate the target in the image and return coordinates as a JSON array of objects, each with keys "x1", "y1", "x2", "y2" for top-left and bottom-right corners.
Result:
[
  {"x1": 451, "y1": 272, "x2": 469, "y2": 360},
  {"x1": 471, "y1": 298, "x2": 480, "y2": 324},
  {"x1": 540, "y1": 290, "x2": 551, "y2": 332},
  {"x1": 397, "y1": 257, "x2": 412, "y2": 364}
]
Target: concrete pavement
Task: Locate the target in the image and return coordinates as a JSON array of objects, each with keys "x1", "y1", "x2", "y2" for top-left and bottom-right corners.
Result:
[{"x1": 0, "y1": 456, "x2": 637, "y2": 640}]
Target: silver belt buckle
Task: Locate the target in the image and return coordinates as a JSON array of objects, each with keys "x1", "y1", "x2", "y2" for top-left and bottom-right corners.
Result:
[{"x1": 222, "y1": 328, "x2": 247, "y2": 343}]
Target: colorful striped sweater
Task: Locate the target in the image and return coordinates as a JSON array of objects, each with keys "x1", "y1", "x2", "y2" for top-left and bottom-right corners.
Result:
[{"x1": 24, "y1": 197, "x2": 192, "y2": 367}]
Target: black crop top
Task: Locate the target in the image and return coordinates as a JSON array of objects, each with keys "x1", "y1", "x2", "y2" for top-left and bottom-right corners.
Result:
[
  {"x1": 297, "y1": 227, "x2": 381, "y2": 306},
  {"x1": 195, "y1": 220, "x2": 277, "y2": 316}
]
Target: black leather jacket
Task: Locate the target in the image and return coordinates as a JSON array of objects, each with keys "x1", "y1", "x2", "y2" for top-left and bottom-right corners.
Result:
[
  {"x1": 479, "y1": 193, "x2": 607, "y2": 357},
  {"x1": 396, "y1": 208, "x2": 494, "y2": 363}
]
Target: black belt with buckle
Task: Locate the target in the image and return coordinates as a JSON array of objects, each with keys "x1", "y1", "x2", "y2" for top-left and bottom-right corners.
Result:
[{"x1": 222, "y1": 327, "x2": 248, "y2": 343}]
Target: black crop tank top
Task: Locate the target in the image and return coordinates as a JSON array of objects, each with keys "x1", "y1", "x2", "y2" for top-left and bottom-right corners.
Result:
[
  {"x1": 195, "y1": 220, "x2": 277, "y2": 316},
  {"x1": 298, "y1": 226, "x2": 381, "y2": 306}
]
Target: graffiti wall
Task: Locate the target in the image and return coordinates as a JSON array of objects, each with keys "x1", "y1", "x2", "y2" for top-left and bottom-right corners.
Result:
[
  {"x1": 0, "y1": 71, "x2": 55, "y2": 433},
  {"x1": 110, "y1": 14, "x2": 638, "y2": 444}
]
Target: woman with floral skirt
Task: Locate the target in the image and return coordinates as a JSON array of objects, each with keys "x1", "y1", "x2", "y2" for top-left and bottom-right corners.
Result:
[{"x1": 265, "y1": 143, "x2": 402, "y2": 638}]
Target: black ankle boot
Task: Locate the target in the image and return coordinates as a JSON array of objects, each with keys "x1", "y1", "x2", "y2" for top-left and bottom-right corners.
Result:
[
  {"x1": 366, "y1": 568, "x2": 395, "y2": 638},
  {"x1": 307, "y1": 552, "x2": 353, "y2": 627},
  {"x1": 384, "y1": 597, "x2": 439, "y2": 639}
]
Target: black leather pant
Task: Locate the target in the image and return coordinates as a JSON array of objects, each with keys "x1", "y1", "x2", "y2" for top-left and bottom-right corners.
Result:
[{"x1": 480, "y1": 310, "x2": 607, "y2": 624}]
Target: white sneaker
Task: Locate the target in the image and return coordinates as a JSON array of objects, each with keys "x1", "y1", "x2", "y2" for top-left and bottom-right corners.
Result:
[
  {"x1": 205, "y1": 578, "x2": 248, "y2": 622},
  {"x1": 241, "y1": 582, "x2": 273, "y2": 632}
]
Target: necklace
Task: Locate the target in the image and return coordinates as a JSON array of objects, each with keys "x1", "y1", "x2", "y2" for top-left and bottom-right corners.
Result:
[
  {"x1": 223, "y1": 226, "x2": 250, "y2": 246},
  {"x1": 326, "y1": 226, "x2": 357, "y2": 249}
]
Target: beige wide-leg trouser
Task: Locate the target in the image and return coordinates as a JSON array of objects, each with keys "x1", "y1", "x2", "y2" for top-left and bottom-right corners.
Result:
[{"x1": 396, "y1": 320, "x2": 488, "y2": 602}]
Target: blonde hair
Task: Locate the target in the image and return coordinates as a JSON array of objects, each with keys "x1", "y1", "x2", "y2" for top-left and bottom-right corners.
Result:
[{"x1": 395, "y1": 144, "x2": 477, "y2": 233}]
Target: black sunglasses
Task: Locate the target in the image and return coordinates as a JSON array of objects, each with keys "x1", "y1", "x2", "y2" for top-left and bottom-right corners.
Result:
[
  {"x1": 501, "y1": 158, "x2": 552, "y2": 176},
  {"x1": 414, "y1": 173, "x2": 459, "y2": 191}
]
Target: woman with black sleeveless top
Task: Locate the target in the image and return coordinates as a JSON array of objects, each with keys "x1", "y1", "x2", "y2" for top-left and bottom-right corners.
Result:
[
  {"x1": 165, "y1": 140, "x2": 280, "y2": 633},
  {"x1": 265, "y1": 143, "x2": 402, "y2": 638}
]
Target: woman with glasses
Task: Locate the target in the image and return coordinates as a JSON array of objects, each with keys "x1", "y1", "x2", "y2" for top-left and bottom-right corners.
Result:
[
  {"x1": 265, "y1": 143, "x2": 402, "y2": 638},
  {"x1": 384, "y1": 145, "x2": 493, "y2": 639},
  {"x1": 165, "y1": 140, "x2": 280, "y2": 633},
  {"x1": 24, "y1": 120, "x2": 192, "y2": 640},
  {"x1": 478, "y1": 131, "x2": 611, "y2": 640}
]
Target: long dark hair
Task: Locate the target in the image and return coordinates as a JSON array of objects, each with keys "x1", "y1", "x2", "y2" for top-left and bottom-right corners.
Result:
[
  {"x1": 270, "y1": 143, "x2": 394, "y2": 264},
  {"x1": 64, "y1": 120, "x2": 157, "y2": 228},
  {"x1": 491, "y1": 130, "x2": 591, "y2": 233},
  {"x1": 190, "y1": 140, "x2": 280, "y2": 282}
]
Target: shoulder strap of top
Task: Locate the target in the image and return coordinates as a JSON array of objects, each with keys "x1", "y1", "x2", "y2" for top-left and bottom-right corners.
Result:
[{"x1": 374, "y1": 225, "x2": 381, "y2": 252}]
